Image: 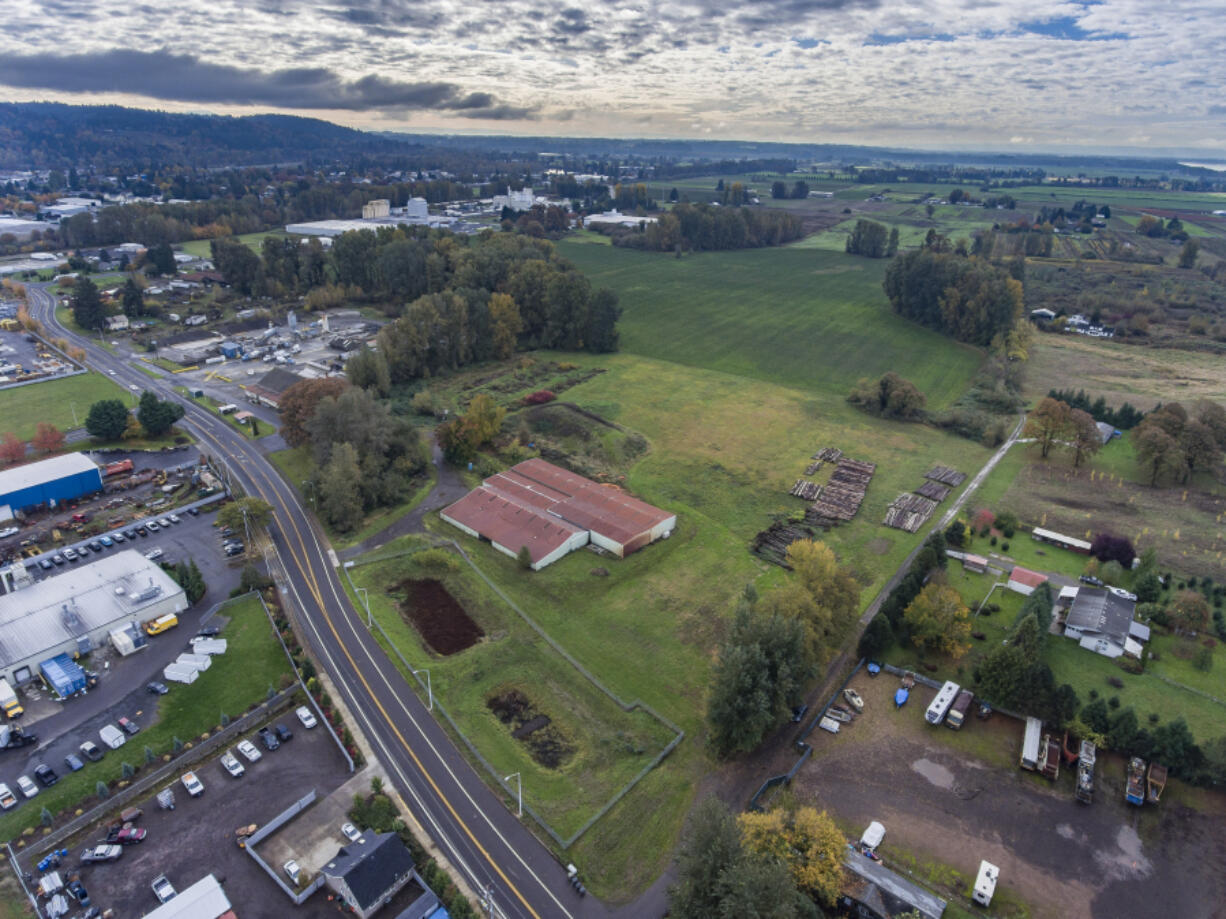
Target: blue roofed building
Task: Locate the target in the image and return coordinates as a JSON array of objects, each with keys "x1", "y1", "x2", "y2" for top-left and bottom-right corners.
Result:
[{"x1": 0, "y1": 453, "x2": 103, "y2": 519}]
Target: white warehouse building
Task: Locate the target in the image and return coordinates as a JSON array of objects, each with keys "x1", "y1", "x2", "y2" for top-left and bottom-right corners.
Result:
[{"x1": 0, "y1": 551, "x2": 187, "y2": 685}]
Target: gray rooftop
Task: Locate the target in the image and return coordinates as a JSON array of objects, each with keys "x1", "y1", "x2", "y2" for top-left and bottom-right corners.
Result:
[
  {"x1": 0, "y1": 550, "x2": 185, "y2": 668},
  {"x1": 0, "y1": 453, "x2": 99, "y2": 498},
  {"x1": 845, "y1": 847, "x2": 947, "y2": 919},
  {"x1": 1066, "y1": 587, "x2": 1135, "y2": 647}
]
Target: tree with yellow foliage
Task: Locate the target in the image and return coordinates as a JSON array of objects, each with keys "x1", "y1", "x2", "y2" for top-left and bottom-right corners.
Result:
[
  {"x1": 739, "y1": 806, "x2": 846, "y2": 906},
  {"x1": 904, "y1": 582, "x2": 972, "y2": 658},
  {"x1": 761, "y1": 539, "x2": 860, "y2": 661}
]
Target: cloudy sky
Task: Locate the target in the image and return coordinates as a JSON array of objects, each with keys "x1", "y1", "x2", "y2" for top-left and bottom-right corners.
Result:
[{"x1": 1, "y1": 0, "x2": 1222, "y2": 152}]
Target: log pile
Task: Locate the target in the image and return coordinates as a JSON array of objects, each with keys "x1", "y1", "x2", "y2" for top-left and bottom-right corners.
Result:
[
  {"x1": 808, "y1": 457, "x2": 876, "y2": 523},
  {"x1": 790, "y1": 479, "x2": 822, "y2": 501},
  {"x1": 883, "y1": 493, "x2": 939, "y2": 532},
  {"x1": 924, "y1": 465, "x2": 966, "y2": 487},
  {"x1": 804, "y1": 461, "x2": 822, "y2": 476},
  {"x1": 915, "y1": 480, "x2": 952, "y2": 502},
  {"x1": 751, "y1": 520, "x2": 819, "y2": 567},
  {"x1": 812, "y1": 447, "x2": 843, "y2": 463}
]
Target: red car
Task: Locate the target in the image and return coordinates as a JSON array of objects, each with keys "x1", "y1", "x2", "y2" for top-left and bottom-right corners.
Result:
[{"x1": 105, "y1": 826, "x2": 147, "y2": 845}]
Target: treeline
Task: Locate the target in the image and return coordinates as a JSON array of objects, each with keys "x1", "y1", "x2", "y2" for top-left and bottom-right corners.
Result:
[
  {"x1": 844, "y1": 219, "x2": 897, "y2": 258},
  {"x1": 1133, "y1": 401, "x2": 1226, "y2": 486},
  {"x1": 601, "y1": 202, "x2": 803, "y2": 253},
  {"x1": 278, "y1": 380, "x2": 428, "y2": 533},
  {"x1": 1048, "y1": 388, "x2": 1146, "y2": 429},
  {"x1": 883, "y1": 235, "x2": 1024, "y2": 347}
]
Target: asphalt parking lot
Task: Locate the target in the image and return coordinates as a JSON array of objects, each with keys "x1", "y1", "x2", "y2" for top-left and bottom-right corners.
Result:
[{"x1": 65, "y1": 711, "x2": 354, "y2": 918}]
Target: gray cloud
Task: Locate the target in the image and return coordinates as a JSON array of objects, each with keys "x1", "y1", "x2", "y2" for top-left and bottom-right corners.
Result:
[{"x1": 0, "y1": 49, "x2": 526, "y2": 114}]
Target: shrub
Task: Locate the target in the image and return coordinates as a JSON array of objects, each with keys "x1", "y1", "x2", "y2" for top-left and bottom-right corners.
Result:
[
  {"x1": 1108, "y1": 695, "x2": 1120, "y2": 709},
  {"x1": 1001, "y1": 542, "x2": 1010, "y2": 552},
  {"x1": 1107, "y1": 676, "x2": 1124, "y2": 689},
  {"x1": 523, "y1": 389, "x2": 556, "y2": 405},
  {"x1": 990, "y1": 535, "x2": 997, "y2": 546}
]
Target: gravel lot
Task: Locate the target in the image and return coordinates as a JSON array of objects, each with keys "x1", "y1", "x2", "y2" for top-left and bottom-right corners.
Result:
[
  {"x1": 790, "y1": 671, "x2": 1226, "y2": 919},
  {"x1": 58, "y1": 713, "x2": 353, "y2": 918}
]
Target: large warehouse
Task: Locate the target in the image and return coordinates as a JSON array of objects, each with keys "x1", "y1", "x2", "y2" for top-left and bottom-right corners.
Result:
[
  {"x1": 442, "y1": 458, "x2": 675, "y2": 569},
  {"x1": 0, "y1": 453, "x2": 103, "y2": 520},
  {"x1": 0, "y1": 550, "x2": 187, "y2": 686}
]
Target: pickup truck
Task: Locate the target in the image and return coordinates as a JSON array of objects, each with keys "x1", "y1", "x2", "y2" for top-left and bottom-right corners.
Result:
[
  {"x1": 181, "y1": 771, "x2": 204, "y2": 797},
  {"x1": 81, "y1": 845, "x2": 123, "y2": 864}
]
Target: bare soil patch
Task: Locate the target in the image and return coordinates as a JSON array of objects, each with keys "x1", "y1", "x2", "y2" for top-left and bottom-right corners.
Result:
[
  {"x1": 392, "y1": 578, "x2": 484, "y2": 656},
  {"x1": 487, "y1": 688, "x2": 576, "y2": 769}
]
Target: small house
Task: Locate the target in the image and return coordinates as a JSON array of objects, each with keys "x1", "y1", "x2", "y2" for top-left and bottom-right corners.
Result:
[
  {"x1": 962, "y1": 554, "x2": 988, "y2": 574},
  {"x1": 1063, "y1": 587, "x2": 1142, "y2": 658},
  {"x1": 321, "y1": 831, "x2": 438, "y2": 919},
  {"x1": 1030, "y1": 308, "x2": 1056, "y2": 321},
  {"x1": 105, "y1": 315, "x2": 130, "y2": 332},
  {"x1": 1007, "y1": 566, "x2": 1048, "y2": 596}
]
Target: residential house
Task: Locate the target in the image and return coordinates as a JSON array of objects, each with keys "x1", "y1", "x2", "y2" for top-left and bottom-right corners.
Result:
[
  {"x1": 321, "y1": 831, "x2": 439, "y2": 919},
  {"x1": 1007, "y1": 566, "x2": 1048, "y2": 596},
  {"x1": 1062, "y1": 586, "x2": 1143, "y2": 658},
  {"x1": 105, "y1": 315, "x2": 130, "y2": 332}
]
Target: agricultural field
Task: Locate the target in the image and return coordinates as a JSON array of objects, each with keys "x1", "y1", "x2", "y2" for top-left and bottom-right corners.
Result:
[
  {"x1": 178, "y1": 230, "x2": 288, "y2": 259},
  {"x1": 408, "y1": 350, "x2": 993, "y2": 897},
  {"x1": 0, "y1": 371, "x2": 129, "y2": 439},
  {"x1": 0, "y1": 594, "x2": 291, "y2": 842},
  {"x1": 559, "y1": 241, "x2": 982, "y2": 410}
]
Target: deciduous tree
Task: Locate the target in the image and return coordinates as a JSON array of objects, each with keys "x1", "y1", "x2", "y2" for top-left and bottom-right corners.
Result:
[
  {"x1": 1024, "y1": 397, "x2": 1072, "y2": 459},
  {"x1": 904, "y1": 582, "x2": 972, "y2": 658},
  {"x1": 278, "y1": 378, "x2": 350, "y2": 447},
  {"x1": 31, "y1": 423, "x2": 64, "y2": 454},
  {"x1": 316, "y1": 442, "x2": 363, "y2": 532},
  {"x1": 218, "y1": 497, "x2": 273, "y2": 535},
  {"x1": 0, "y1": 432, "x2": 24, "y2": 464},
  {"x1": 1068, "y1": 408, "x2": 1102, "y2": 467},
  {"x1": 1170, "y1": 590, "x2": 1210, "y2": 632},
  {"x1": 1133, "y1": 422, "x2": 1183, "y2": 486},
  {"x1": 739, "y1": 806, "x2": 845, "y2": 906}
]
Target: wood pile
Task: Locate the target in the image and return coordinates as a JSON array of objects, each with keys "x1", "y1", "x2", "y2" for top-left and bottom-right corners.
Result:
[
  {"x1": 751, "y1": 520, "x2": 819, "y2": 567},
  {"x1": 924, "y1": 465, "x2": 966, "y2": 487},
  {"x1": 883, "y1": 493, "x2": 939, "y2": 532},
  {"x1": 808, "y1": 457, "x2": 876, "y2": 523},
  {"x1": 790, "y1": 479, "x2": 822, "y2": 501},
  {"x1": 830, "y1": 461, "x2": 875, "y2": 488},
  {"x1": 804, "y1": 461, "x2": 822, "y2": 476},
  {"x1": 812, "y1": 447, "x2": 843, "y2": 463},
  {"x1": 915, "y1": 480, "x2": 952, "y2": 502}
]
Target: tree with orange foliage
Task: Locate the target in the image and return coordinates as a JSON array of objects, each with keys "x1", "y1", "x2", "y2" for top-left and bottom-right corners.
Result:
[
  {"x1": 0, "y1": 433, "x2": 25, "y2": 465},
  {"x1": 31, "y1": 423, "x2": 65, "y2": 454}
]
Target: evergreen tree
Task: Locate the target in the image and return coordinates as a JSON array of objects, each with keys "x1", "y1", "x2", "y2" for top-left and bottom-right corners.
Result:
[{"x1": 71, "y1": 276, "x2": 106, "y2": 331}]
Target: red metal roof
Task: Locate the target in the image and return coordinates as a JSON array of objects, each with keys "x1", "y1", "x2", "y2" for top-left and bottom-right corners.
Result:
[
  {"x1": 1009, "y1": 566, "x2": 1048, "y2": 588},
  {"x1": 441, "y1": 486, "x2": 584, "y2": 564}
]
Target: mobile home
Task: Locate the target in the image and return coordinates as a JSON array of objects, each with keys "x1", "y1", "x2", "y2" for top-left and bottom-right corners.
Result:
[{"x1": 925, "y1": 681, "x2": 960, "y2": 725}]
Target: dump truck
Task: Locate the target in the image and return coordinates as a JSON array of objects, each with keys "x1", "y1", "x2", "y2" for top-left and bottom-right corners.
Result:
[
  {"x1": 1147, "y1": 762, "x2": 1167, "y2": 804},
  {"x1": 1076, "y1": 740, "x2": 1096, "y2": 804},
  {"x1": 1125, "y1": 756, "x2": 1146, "y2": 806},
  {"x1": 0, "y1": 678, "x2": 23, "y2": 720}
]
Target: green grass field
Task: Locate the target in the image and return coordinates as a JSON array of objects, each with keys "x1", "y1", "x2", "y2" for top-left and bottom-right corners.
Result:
[
  {"x1": 178, "y1": 230, "x2": 287, "y2": 259},
  {"x1": 0, "y1": 372, "x2": 129, "y2": 439},
  {"x1": 559, "y1": 242, "x2": 982, "y2": 409},
  {"x1": 1, "y1": 594, "x2": 291, "y2": 843},
  {"x1": 343, "y1": 541, "x2": 677, "y2": 842}
]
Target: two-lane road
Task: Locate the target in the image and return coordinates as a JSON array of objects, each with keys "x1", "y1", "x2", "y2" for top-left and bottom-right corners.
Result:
[{"x1": 28, "y1": 286, "x2": 620, "y2": 919}]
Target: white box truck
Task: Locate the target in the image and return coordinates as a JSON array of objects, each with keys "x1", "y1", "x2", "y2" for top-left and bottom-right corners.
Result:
[
  {"x1": 973, "y1": 860, "x2": 999, "y2": 906},
  {"x1": 0, "y1": 678, "x2": 23, "y2": 720},
  {"x1": 1020, "y1": 716, "x2": 1043, "y2": 770},
  {"x1": 99, "y1": 724, "x2": 126, "y2": 749},
  {"x1": 925, "y1": 681, "x2": 960, "y2": 725}
]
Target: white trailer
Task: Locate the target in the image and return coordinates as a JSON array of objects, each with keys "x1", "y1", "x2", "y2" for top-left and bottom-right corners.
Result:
[
  {"x1": 1020, "y1": 716, "x2": 1043, "y2": 770},
  {"x1": 190, "y1": 637, "x2": 228, "y2": 656},
  {"x1": 163, "y1": 663, "x2": 198, "y2": 685},
  {"x1": 925, "y1": 680, "x2": 960, "y2": 725},
  {"x1": 973, "y1": 860, "x2": 1000, "y2": 906},
  {"x1": 176, "y1": 652, "x2": 212, "y2": 672}
]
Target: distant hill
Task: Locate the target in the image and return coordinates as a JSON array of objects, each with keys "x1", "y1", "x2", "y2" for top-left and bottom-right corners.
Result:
[{"x1": 0, "y1": 103, "x2": 412, "y2": 168}]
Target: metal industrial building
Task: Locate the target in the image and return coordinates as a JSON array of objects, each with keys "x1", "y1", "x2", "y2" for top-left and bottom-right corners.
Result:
[
  {"x1": 0, "y1": 550, "x2": 187, "y2": 686},
  {"x1": 0, "y1": 453, "x2": 103, "y2": 520}
]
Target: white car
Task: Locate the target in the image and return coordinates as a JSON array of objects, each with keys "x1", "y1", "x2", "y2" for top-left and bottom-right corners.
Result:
[
  {"x1": 0, "y1": 526, "x2": 19, "y2": 539},
  {"x1": 144, "y1": 548, "x2": 164, "y2": 561},
  {"x1": 181, "y1": 771, "x2": 204, "y2": 797},
  {"x1": 283, "y1": 859, "x2": 302, "y2": 885},
  {"x1": 168, "y1": 514, "x2": 180, "y2": 524},
  {"x1": 341, "y1": 822, "x2": 361, "y2": 843},
  {"x1": 15, "y1": 775, "x2": 38, "y2": 799},
  {"x1": 151, "y1": 874, "x2": 176, "y2": 903},
  {"x1": 0, "y1": 784, "x2": 16, "y2": 809},
  {"x1": 295, "y1": 706, "x2": 318, "y2": 729},
  {"x1": 236, "y1": 740, "x2": 262, "y2": 763},
  {"x1": 220, "y1": 752, "x2": 245, "y2": 778}
]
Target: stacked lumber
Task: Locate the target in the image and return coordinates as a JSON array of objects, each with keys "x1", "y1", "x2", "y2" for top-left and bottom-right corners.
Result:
[
  {"x1": 924, "y1": 465, "x2": 966, "y2": 487},
  {"x1": 830, "y1": 462, "x2": 875, "y2": 488},
  {"x1": 883, "y1": 493, "x2": 938, "y2": 532},
  {"x1": 915, "y1": 480, "x2": 952, "y2": 502},
  {"x1": 804, "y1": 461, "x2": 822, "y2": 476},
  {"x1": 812, "y1": 447, "x2": 843, "y2": 463},
  {"x1": 790, "y1": 479, "x2": 822, "y2": 501},
  {"x1": 808, "y1": 456, "x2": 877, "y2": 523},
  {"x1": 751, "y1": 520, "x2": 818, "y2": 567}
]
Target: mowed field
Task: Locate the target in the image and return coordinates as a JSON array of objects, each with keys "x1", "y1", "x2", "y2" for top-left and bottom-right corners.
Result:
[
  {"x1": 178, "y1": 230, "x2": 287, "y2": 258},
  {"x1": 0, "y1": 371, "x2": 129, "y2": 439},
  {"x1": 560, "y1": 241, "x2": 982, "y2": 410}
]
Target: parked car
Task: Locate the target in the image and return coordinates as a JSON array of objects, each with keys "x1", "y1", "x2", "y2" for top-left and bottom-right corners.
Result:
[
  {"x1": 224, "y1": 544, "x2": 245, "y2": 558},
  {"x1": 38, "y1": 558, "x2": 53, "y2": 571},
  {"x1": 341, "y1": 822, "x2": 361, "y2": 843},
  {"x1": 16, "y1": 775, "x2": 38, "y2": 798},
  {"x1": 34, "y1": 764, "x2": 58, "y2": 787},
  {"x1": 146, "y1": 521, "x2": 160, "y2": 532},
  {"x1": 112, "y1": 532, "x2": 126, "y2": 543},
  {"x1": 843, "y1": 689, "x2": 865, "y2": 713},
  {"x1": 187, "y1": 506, "x2": 200, "y2": 516},
  {"x1": 81, "y1": 845, "x2": 122, "y2": 864},
  {"x1": 257, "y1": 726, "x2": 280, "y2": 751},
  {"x1": 146, "y1": 681, "x2": 169, "y2": 695},
  {"x1": 144, "y1": 548, "x2": 164, "y2": 561},
  {"x1": 295, "y1": 706, "x2": 318, "y2": 729},
  {"x1": 89, "y1": 540, "x2": 104, "y2": 552},
  {"x1": 0, "y1": 784, "x2": 15, "y2": 809},
  {"x1": 106, "y1": 826, "x2": 147, "y2": 845},
  {"x1": 790, "y1": 704, "x2": 809, "y2": 723},
  {"x1": 67, "y1": 879, "x2": 90, "y2": 905},
  {"x1": 135, "y1": 525, "x2": 148, "y2": 537},
  {"x1": 80, "y1": 741, "x2": 104, "y2": 762},
  {"x1": 220, "y1": 752, "x2": 245, "y2": 778},
  {"x1": 236, "y1": 740, "x2": 262, "y2": 763},
  {"x1": 168, "y1": 514, "x2": 181, "y2": 524},
  {"x1": 64, "y1": 754, "x2": 84, "y2": 772},
  {"x1": 1080, "y1": 574, "x2": 1104, "y2": 587},
  {"x1": 151, "y1": 874, "x2": 176, "y2": 903},
  {"x1": 50, "y1": 554, "x2": 65, "y2": 566},
  {"x1": 181, "y1": 771, "x2": 204, "y2": 797},
  {"x1": 124, "y1": 528, "x2": 139, "y2": 539},
  {"x1": 118, "y1": 716, "x2": 140, "y2": 735},
  {"x1": 218, "y1": 527, "x2": 235, "y2": 539},
  {"x1": 283, "y1": 859, "x2": 302, "y2": 885},
  {"x1": 274, "y1": 723, "x2": 293, "y2": 743},
  {"x1": 196, "y1": 626, "x2": 221, "y2": 638},
  {"x1": 99, "y1": 535, "x2": 114, "y2": 547},
  {"x1": 157, "y1": 518, "x2": 172, "y2": 528},
  {"x1": 63, "y1": 548, "x2": 78, "y2": 562}
]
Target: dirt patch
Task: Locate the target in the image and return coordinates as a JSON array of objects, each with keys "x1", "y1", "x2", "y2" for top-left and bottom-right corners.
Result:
[
  {"x1": 392, "y1": 578, "x2": 483, "y2": 656},
  {"x1": 487, "y1": 688, "x2": 576, "y2": 769}
]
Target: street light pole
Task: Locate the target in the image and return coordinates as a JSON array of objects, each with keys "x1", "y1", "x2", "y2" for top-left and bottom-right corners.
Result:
[
  {"x1": 412, "y1": 668, "x2": 432, "y2": 710},
  {"x1": 354, "y1": 586, "x2": 371, "y2": 627},
  {"x1": 504, "y1": 772, "x2": 521, "y2": 818}
]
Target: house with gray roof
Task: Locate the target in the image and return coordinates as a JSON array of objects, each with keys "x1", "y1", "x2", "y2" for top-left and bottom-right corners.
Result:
[
  {"x1": 1063, "y1": 587, "x2": 1141, "y2": 659},
  {"x1": 321, "y1": 831, "x2": 440, "y2": 919}
]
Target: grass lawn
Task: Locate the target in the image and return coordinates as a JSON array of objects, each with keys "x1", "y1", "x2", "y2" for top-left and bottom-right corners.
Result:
[
  {"x1": 267, "y1": 445, "x2": 434, "y2": 550},
  {"x1": 559, "y1": 241, "x2": 983, "y2": 410},
  {"x1": 343, "y1": 541, "x2": 677, "y2": 843},
  {"x1": 178, "y1": 230, "x2": 286, "y2": 259},
  {"x1": 0, "y1": 372, "x2": 129, "y2": 439},
  {"x1": 1, "y1": 594, "x2": 291, "y2": 843}
]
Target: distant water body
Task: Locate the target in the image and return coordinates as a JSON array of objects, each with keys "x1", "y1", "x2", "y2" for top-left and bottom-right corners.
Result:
[{"x1": 1179, "y1": 162, "x2": 1226, "y2": 172}]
